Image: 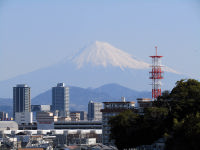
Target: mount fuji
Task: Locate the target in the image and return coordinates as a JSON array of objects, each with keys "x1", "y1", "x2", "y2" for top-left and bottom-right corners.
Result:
[{"x1": 0, "y1": 41, "x2": 183, "y2": 98}]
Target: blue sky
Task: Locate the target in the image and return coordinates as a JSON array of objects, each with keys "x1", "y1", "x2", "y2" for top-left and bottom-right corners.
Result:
[{"x1": 0, "y1": 0, "x2": 200, "y2": 81}]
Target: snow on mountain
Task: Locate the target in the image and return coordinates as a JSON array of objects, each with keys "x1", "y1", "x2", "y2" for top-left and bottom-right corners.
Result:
[
  {"x1": 0, "y1": 41, "x2": 183, "y2": 98},
  {"x1": 71, "y1": 41, "x2": 179, "y2": 74},
  {"x1": 72, "y1": 41, "x2": 149, "y2": 70}
]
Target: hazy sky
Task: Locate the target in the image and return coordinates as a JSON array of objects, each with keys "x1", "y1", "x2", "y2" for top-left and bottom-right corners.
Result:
[{"x1": 0, "y1": 0, "x2": 200, "y2": 81}]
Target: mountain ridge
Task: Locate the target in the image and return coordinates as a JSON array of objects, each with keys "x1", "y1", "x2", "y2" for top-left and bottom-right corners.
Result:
[
  {"x1": 0, "y1": 83, "x2": 151, "y2": 116},
  {"x1": 0, "y1": 41, "x2": 183, "y2": 97},
  {"x1": 72, "y1": 41, "x2": 150, "y2": 70}
]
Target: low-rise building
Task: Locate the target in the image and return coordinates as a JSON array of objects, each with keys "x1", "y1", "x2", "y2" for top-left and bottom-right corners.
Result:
[
  {"x1": 70, "y1": 111, "x2": 87, "y2": 120},
  {"x1": 36, "y1": 112, "x2": 58, "y2": 129},
  {"x1": 54, "y1": 121, "x2": 102, "y2": 130},
  {"x1": 0, "y1": 121, "x2": 18, "y2": 131},
  {"x1": 31, "y1": 105, "x2": 51, "y2": 122},
  {"x1": 15, "y1": 112, "x2": 33, "y2": 125},
  {"x1": 137, "y1": 98, "x2": 152, "y2": 114},
  {"x1": 70, "y1": 112, "x2": 81, "y2": 121}
]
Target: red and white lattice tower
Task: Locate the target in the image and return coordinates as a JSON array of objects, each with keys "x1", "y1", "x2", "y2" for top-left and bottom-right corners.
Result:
[{"x1": 149, "y1": 46, "x2": 164, "y2": 100}]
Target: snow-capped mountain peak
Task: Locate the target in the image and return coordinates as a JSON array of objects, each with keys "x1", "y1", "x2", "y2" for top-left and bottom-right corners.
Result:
[{"x1": 72, "y1": 41, "x2": 149, "y2": 69}]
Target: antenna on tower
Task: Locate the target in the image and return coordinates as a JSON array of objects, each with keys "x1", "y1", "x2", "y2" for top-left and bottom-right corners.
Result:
[
  {"x1": 155, "y1": 46, "x2": 157, "y2": 56},
  {"x1": 149, "y1": 46, "x2": 164, "y2": 100}
]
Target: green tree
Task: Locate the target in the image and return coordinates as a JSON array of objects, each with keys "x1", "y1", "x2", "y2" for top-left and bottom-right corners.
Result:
[
  {"x1": 165, "y1": 113, "x2": 200, "y2": 150},
  {"x1": 109, "y1": 108, "x2": 169, "y2": 149},
  {"x1": 109, "y1": 110, "x2": 140, "y2": 149},
  {"x1": 109, "y1": 79, "x2": 200, "y2": 150}
]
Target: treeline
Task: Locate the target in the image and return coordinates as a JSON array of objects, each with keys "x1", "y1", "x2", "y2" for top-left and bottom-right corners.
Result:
[{"x1": 109, "y1": 79, "x2": 200, "y2": 150}]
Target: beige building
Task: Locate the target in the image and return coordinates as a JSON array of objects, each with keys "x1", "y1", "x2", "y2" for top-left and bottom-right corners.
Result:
[{"x1": 70, "y1": 112, "x2": 81, "y2": 121}]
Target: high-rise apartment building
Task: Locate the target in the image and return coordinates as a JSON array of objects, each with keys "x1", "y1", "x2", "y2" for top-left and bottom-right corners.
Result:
[
  {"x1": 13, "y1": 84, "x2": 31, "y2": 119},
  {"x1": 88, "y1": 101, "x2": 102, "y2": 121},
  {"x1": 52, "y1": 83, "x2": 69, "y2": 117}
]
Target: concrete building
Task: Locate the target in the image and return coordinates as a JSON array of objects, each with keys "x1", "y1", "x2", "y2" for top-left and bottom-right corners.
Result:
[
  {"x1": 70, "y1": 112, "x2": 81, "y2": 121},
  {"x1": 54, "y1": 121, "x2": 102, "y2": 130},
  {"x1": 31, "y1": 105, "x2": 51, "y2": 112},
  {"x1": 52, "y1": 83, "x2": 69, "y2": 117},
  {"x1": 36, "y1": 112, "x2": 58, "y2": 129},
  {"x1": 13, "y1": 84, "x2": 31, "y2": 119},
  {"x1": 88, "y1": 101, "x2": 102, "y2": 121},
  {"x1": 0, "y1": 111, "x2": 8, "y2": 120},
  {"x1": 137, "y1": 98, "x2": 152, "y2": 114},
  {"x1": 101, "y1": 98, "x2": 135, "y2": 145},
  {"x1": 31, "y1": 105, "x2": 51, "y2": 121},
  {"x1": 0, "y1": 121, "x2": 18, "y2": 130},
  {"x1": 70, "y1": 111, "x2": 87, "y2": 120},
  {"x1": 15, "y1": 112, "x2": 33, "y2": 125}
]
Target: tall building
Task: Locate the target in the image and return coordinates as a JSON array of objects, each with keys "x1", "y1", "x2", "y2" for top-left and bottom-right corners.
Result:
[
  {"x1": 88, "y1": 101, "x2": 102, "y2": 121},
  {"x1": 101, "y1": 97, "x2": 135, "y2": 145},
  {"x1": 52, "y1": 83, "x2": 69, "y2": 117},
  {"x1": 13, "y1": 84, "x2": 31, "y2": 119}
]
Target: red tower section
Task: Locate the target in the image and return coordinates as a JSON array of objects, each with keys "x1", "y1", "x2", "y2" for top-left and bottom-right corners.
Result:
[{"x1": 149, "y1": 46, "x2": 164, "y2": 100}]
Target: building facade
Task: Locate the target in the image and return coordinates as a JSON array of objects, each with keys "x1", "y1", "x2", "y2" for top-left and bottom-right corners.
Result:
[
  {"x1": 31, "y1": 105, "x2": 51, "y2": 121},
  {"x1": 88, "y1": 101, "x2": 102, "y2": 121},
  {"x1": 36, "y1": 112, "x2": 58, "y2": 129},
  {"x1": 54, "y1": 121, "x2": 102, "y2": 129},
  {"x1": 70, "y1": 112, "x2": 81, "y2": 121},
  {"x1": 101, "y1": 99, "x2": 135, "y2": 145},
  {"x1": 137, "y1": 98, "x2": 152, "y2": 114},
  {"x1": 52, "y1": 83, "x2": 69, "y2": 117},
  {"x1": 70, "y1": 111, "x2": 87, "y2": 120},
  {"x1": 15, "y1": 112, "x2": 33, "y2": 125},
  {"x1": 13, "y1": 84, "x2": 31, "y2": 119}
]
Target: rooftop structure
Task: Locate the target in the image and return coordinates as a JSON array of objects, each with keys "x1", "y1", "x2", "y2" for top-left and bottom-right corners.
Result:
[{"x1": 0, "y1": 121, "x2": 18, "y2": 131}]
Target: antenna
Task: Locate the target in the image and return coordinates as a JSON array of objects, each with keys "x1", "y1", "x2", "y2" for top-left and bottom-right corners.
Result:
[
  {"x1": 149, "y1": 46, "x2": 164, "y2": 100},
  {"x1": 155, "y1": 46, "x2": 157, "y2": 56}
]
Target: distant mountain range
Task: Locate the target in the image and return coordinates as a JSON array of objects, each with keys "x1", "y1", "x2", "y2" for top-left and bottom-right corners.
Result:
[
  {"x1": 0, "y1": 83, "x2": 151, "y2": 117},
  {"x1": 0, "y1": 41, "x2": 184, "y2": 98}
]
